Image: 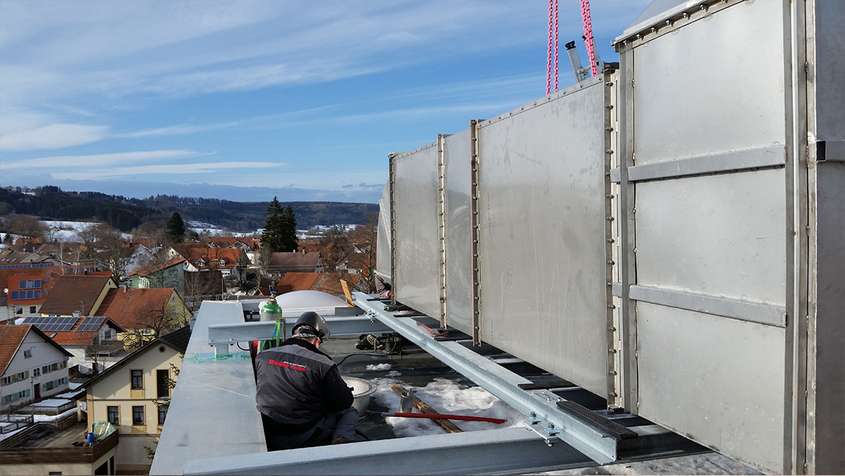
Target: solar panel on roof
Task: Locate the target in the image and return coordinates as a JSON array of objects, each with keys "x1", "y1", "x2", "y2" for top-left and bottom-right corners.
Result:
[
  {"x1": 78, "y1": 317, "x2": 106, "y2": 332},
  {"x1": 30, "y1": 316, "x2": 79, "y2": 332}
]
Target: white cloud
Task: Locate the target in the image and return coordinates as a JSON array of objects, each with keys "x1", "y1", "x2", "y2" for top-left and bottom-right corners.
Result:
[
  {"x1": 0, "y1": 149, "x2": 205, "y2": 170},
  {"x1": 0, "y1": 122, "x2": 108, "y2": 151},
  {"x1": 53, "y1": 161, "x2": 283, "y2": 180}
]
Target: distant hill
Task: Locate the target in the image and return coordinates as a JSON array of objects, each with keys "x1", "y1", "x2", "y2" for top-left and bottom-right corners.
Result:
[{"x1": 0, "y1": 186, "x2": 378, "y2": 232}]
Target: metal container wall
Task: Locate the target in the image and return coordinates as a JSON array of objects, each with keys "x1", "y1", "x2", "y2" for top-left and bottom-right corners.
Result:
[
  {"x1": 375, "y1": 183, "x2": 392, "y2": 282},
  {"x1": 806, "y1": 2, "x2": 845, "y2": 473},
  {"x1": 392, "y1": 145, "x2": 441, "y2": 319},
  {"x1": 476, "y1": 80, "x2": 609, "y2": 396},
  {"x1": 616, "y1": 0, "x2": 788, "y2": 471},
  {"x1": 443, "y1": 130, "x2": 472, "y2": 333}
]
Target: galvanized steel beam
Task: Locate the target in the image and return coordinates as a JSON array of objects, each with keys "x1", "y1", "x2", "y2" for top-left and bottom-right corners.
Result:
[
  {"x1": 354, "y1": 292, "x2": 620, "y2": 464},
  {"x1": 183, "y1": 427, "x2": 591, "y2": 476}
]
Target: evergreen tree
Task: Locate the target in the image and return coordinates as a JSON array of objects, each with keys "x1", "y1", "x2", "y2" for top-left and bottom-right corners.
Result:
[
  {"x1": 282, "y1": 206, "x2": 298, "y2": 251},
  {"x1": 261, "y1": 197, "x2": 287, "y2": 252},
  {"x1": 166, "y1": 212, "x2": 186, "y2": 243}
]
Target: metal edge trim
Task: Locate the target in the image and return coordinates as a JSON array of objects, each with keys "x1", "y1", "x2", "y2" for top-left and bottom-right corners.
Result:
[
  {"x1": 436, "y1": 134, "x2": 448, "y2": 328},
  {"x1": 391, "y1": 141, "x2": 438, "y2": 160},
  {"x1": 478, "y1": 76, "x2": 604, "y2": 129},
  {"x1": 469, "y1": 119, "x2": 482, "y2": 344},
  {"x1": 614, "y1": 0, "x2": 745, "y2": 51},
  {"x1": 629, "y1": 285, "x2": 786, "y2": 328}
]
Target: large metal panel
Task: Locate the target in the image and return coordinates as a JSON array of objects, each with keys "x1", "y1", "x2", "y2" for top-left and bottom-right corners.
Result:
[
  {"x1": 636, "y1": 302, "x2": 785, "y2": 472},
  {"x1": 635, "y1": 169, "x2": 786, "y2": 304},
  {"x1": 443, "y1": 130, "x2": 472, "y2": 334},
  {"x1": 375, "y1": 183, "x2": 391, "y2": 282},
  {"x1": 477, "y1": 81, "x2": 608, "y2": 396},
  {"x1": 624, "y1": 1, "x2": 790, "y2": 473},
  {"x1": 393, "y1": 145, "x2": 441, "y2": 318},
  {"x1": 632, "y1": 0, "x2": 785, "y2": 165}
]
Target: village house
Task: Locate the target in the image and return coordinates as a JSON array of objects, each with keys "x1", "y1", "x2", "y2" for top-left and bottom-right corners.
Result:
[
  {"x1": 3, "y1": 268, "x2": 59, "y2": 319},
  {"x1": 168, "y1": 244, "x2": 250, "y2": 280},
  {"x1": 84, "y1": 326, "x2": 189, "y2": 474},
  {"x1": 0, "y1": 325, "x2": 71, "y2": 411},
  {"x1": 20, "y1": 316, "x2": 127, "y2": 372},
  {"x1": 98, "y1": 288, "x2": 191, "y2": 347},
  {"x1": 38, "y1": 274, "x2": 116, "y2": 317},
  {"x1": 128, "y1": 257, "x2": 223, "y2": 304},
  {"x1": 206, "y1": 236, "x2": 260, "y2": 264}
]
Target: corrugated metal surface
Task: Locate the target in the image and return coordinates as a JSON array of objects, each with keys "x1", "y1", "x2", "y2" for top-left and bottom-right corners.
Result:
[
  {"x1": 375, "y1": 183, "x2": 391, "y2": 282},
  {"x1": 443, "y1": 130, "x2": 472, "y2": 333},
  {"x1": 624, "y1": 0, "x2": 787, "y2": 471},
  {"x1": 476, "y1": 81, "x2": 609, "y2": 396},
  {"x1": 393, "y1": 145, "x2": 441, "y2": 319}
]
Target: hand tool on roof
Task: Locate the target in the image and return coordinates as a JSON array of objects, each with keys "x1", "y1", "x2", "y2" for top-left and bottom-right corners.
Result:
[
  {"x1": 380, "y1": 412, "x2": 506, "y2": 425},
  {"x1": 390, "y1": 383, "x2": 462, "y2": 433}
]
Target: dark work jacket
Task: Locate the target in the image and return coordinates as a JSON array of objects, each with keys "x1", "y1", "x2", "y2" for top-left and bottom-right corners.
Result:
[{"x1": 255, "y1": 338, "x2": 353, "y2": 428}]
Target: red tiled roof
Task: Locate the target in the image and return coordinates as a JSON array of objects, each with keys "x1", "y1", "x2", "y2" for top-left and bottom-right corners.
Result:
[
  {"x1": 269, "y1": 252, "x2": 320, "y2": 271},
  {"x1": 39, "y1": 275, "x2": 114, "y2": 316},
  {"x1": 98, "y1": 288, "x2": 176, "y2": 329},
  {"x1": 0, "y1": 325, "x2": 30, "y2": 375},
  {"x1": 207, "y1": 236, "x2": 259, "y2": 250},
  {"x1": 50, "y1": 331, "x2": 99, "y2": 347},
  {"x1": 174, "y1": 245, "x2": 244, "y2": 269},
  {"x1": 0, "y1": 325, "x2": 71, "y2": 374},
  {"x1": 130, "y1": 256, "x2": 186, "y2": 277},
  {"x1": 5, "y1": 268, "x2": 59, "y2": 306},
  {"x1": 275, "y1": 272, "x2": 320, "y2": 294},
  {"x1": 272, "y1": 272, "x2": 358, "y2": 296}
]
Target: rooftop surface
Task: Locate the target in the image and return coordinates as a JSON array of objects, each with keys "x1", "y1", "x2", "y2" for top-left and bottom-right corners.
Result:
[
  {"x1": 150, "y1": 301, "x2": 265, "y2": 475},
  {"x1": 152, "y1": 298, "x2": 765, "y2": 475}
]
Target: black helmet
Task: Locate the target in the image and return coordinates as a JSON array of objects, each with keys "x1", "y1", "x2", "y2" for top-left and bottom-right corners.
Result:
[{"x1": 291, "y1": 311, "x2": 330, "y2": 340}]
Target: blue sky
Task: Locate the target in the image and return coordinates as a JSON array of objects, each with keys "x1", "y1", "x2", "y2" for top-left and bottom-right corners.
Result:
[{"x1": 0, "y1": 0, "x2": 650, "y2": 202}]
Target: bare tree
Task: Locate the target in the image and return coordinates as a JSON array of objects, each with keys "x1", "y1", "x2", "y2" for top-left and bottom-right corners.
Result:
[
  {"x1": 79, "y1": 223, "x2": 133, "y2": 280},
  {"x1": 348, "y1": 215, "x2": 378, "y2": 293},
  {"x1": 4, "y1": 214, "x2": 47, "y2": 239},
  {"x1": 318, "y1": 226, "x2": 353, "y2": 272},
  {"x1": 122, "y1": 303, "x2": 190, "y2": 351}
]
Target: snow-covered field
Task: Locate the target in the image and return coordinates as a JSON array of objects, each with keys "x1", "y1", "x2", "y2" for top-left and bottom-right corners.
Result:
[
  {"x1": 187, "y1": 220, "x2": 229, "y2": 236},
  {"x1": 42, "y1": 220, "x2": 99, "y2": 242}
]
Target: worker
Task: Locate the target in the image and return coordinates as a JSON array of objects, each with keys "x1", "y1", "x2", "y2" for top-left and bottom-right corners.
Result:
[{"x1": 255, "y1": 311, "x2": 358, "y2": 450}]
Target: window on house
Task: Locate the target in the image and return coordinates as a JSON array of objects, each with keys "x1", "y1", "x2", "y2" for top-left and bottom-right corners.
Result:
[
  {"x1": 15, "y1": 307, "x2": 21, "y2": 315},
  {"x1": 130, "y1": 370, "x2": 143, "y2": 390},
  {"x1": 23, "y1": 349, "x2": 31, "y2": 359},
  {"x1": 156, "y1": 369, "x2": 169, "y2": 399},
  {"x1": 107, "y1": 406, "x2": 119, "y2": 425},
  {"x1": 132, "y1": 406, "x2": 144, "y2": 426},
  {"x1": 33, "y1": 368, "x2": 40, "y2": 377},
  {"x1": 158, "y1": 405, "x2": 168, "y2": 425},
  {"x1": 29, "y1": 306, "x2": 36, "y2": 314}
]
